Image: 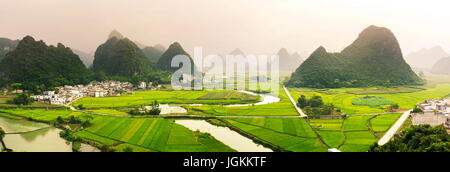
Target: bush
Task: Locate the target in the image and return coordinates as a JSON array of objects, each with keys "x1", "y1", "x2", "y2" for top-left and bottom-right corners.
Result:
[
  {"x1": 77, "y1": 104, "x2": 86, "y2": 110},
  {"x1": 128, "y1": 100, "x2": 161, "y2": 116},
  {"x1": 10, "y1": 93, "x2": 35, "y2": 105},
  {"x1": 297, "y1": 95, "x2": 339, "y2": 116},
  {"x1": 412, "y1": 105, "x2": 423, "y2": 113},
  {"x1": 59, "y1": 130, "x2": 80, "y2": 142},
  {"x1": 123, "y1": 147, "x2": 134, "y2": 152},
  {"x1": 369, "y1": 125, "x2": 450, "y2": 152}
]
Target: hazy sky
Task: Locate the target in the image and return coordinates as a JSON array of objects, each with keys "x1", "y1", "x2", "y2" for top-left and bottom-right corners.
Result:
[{"x1": 1, "y1": 0, "x2": 450, "y2": 56}]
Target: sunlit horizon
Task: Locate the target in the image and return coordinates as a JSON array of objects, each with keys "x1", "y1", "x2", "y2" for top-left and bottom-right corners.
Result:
[{"x1": 1, "y1": 0, "x2": 450, "y2": 56}]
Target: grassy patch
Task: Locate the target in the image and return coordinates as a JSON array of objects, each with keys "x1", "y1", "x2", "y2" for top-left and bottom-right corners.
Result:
[
  {"x1": 352, "y1": 96, "x2": 393, "y2": 108},
  {"x1": 197, "y1": 91, "x2": 259, "y2": 101},
  {"x1": 86, "y1": 109, "x2": 129, "y2": 116}
]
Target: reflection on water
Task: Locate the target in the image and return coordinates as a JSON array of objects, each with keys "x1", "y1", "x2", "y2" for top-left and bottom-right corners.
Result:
[
  {"x1": 0, "y1": 117, "x2": 48, "y2": 133},
  {"x1": 175, "y1": 120, "x2": 272, "y2": 152},
  {"x1": 226, "y1": 91, "x2": 280, "y2": 107},
  {"x1": 4, "y1": 127, "x2": 72, "y2": 152},
  {"x1": 0, "y1": 117, "x2": 72, "y2": 152}
]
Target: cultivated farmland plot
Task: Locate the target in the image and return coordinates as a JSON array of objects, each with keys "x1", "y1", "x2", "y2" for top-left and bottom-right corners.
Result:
[
  {"x1": 309, "y1": 114, "x2": 402, "y2": 152},
  {"x1": 72, "y1": 90, "x2": 260, "y2": 108},
  {"x1": 0, "y1": 83, "x2": 435, "y2": 152},
  {"x1": 288, "y1": 84, "x2": 450, "y2": 114},
  {"x1": 80, "y1": 116, "x2": 236, "y2": 152}
]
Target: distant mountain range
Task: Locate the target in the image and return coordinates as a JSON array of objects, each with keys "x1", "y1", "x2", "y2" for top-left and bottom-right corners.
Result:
[
  {"x1": 277, "y1": 48, "x2": 304, "y2": 72},
  {"x1": 92, "y1": 30, "x2": 172, "y2": 77},
  {"x1": 288, "y1": 25, "x2": 423, "y2": 88},
  {"x1": 406, "y1": 46, "x2": 448, "y2": 69},
  {"x1": 431, "y1": 57, "x2": 450, "y2": 75},
  {"x1": 72, "y1": 49, "x2": 94, "y2": 67}
]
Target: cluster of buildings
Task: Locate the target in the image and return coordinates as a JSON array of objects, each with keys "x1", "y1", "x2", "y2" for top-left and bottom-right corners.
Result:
[
  {"x1": 414, "y1": 98, "x2": 450, "y2": 130},
  {"x1": 32, "y1": 81, "x2": 156, "y2": 105},
  {"x1": 418, "y1": 98, "x2": 450, "y2": 114}
]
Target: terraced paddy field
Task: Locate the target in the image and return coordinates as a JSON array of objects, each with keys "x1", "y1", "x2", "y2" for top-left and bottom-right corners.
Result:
[
  {"x1": 72, "y1": 90, "x2": 259, "y2": 108},
  {"x1": 289, "y1": 84, "x2": 450, "y2": 114},
  {"x1": 216, "y1": 118, "x2": 328, "y2": 152},
  {"x1": 189, "y1": 89, "x2": 298, "y2": 116},
  {"x1": 77, "y1": 116, "x2": 235, "y2": 152},
  {"x1": 309, "y1": 113, "x2": 402, "y2": 152}
]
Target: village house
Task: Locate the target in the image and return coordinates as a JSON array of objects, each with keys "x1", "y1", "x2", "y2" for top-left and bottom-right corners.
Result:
[
  {"x1": 32, "y1": 81, "x2": 139, "y2": 105},
  {"x1": 413, "y1": 98, "x2": 450, "y2": 131}
]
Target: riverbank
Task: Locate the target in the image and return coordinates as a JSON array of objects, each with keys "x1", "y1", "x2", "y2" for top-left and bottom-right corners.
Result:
[{"x1": 175, "y1": 120, "x2": 272, "y2": 152}]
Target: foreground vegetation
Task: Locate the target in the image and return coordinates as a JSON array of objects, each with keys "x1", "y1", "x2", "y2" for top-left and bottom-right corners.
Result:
[{"x1": 370, "y1": 125, "x2": 450, "y2": 152}]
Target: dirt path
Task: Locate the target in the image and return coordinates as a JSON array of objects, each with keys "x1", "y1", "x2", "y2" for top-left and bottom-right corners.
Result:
[
  {"x1": 377, "y1": 110, "x2": 411, "y2": 146},
  {"x1": 283, "y1": 86, "x2": 307, "y2": 117}
]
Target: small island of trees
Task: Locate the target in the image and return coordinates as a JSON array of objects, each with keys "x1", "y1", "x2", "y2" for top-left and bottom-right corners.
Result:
[{"x1": 297, "y1": 95, "x2": 341, "y2": 116}]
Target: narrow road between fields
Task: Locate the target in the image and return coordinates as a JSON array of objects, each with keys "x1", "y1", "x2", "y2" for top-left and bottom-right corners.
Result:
[
  {"x1": 283, "y1": 86, "x2": 307, "y2": 118},
  {"x1": 377, "y1": 110, "x2": 411, "y2": 146}
]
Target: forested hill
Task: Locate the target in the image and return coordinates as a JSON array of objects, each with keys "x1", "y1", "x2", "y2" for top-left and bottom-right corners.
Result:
[
  {"x1": 157, "y1": 42, "x2": 196, "y2": 72},
  {"x1": 287, "y1": 25, "x2": 423, "y2": 88},
  {"x1": 142, "y1": 46, "x2": 165, "y2": 62},
  {"x1": 0, "y1": 36, "x2": 92, "y2": 91},
  {"x1": 0, "y1": 38, "x2": 20, "y2": 61},
  {"x1": 93, "y1": 34, "x2": 153, "y2": 77}
]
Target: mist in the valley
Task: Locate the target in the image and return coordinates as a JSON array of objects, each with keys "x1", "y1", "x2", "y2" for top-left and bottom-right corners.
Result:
[{"x1": 1, "y1": 0, "x2": 450, "y2": 66}]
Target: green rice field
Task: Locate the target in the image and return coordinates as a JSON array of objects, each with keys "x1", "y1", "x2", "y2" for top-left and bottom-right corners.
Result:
[
  {"x1": 80, "y1": 116, "x2": 235, "y2": 152},
  {"x1": 190, "y1": 89, "x2": 298, "y2": 116},
  {"x1": 0, "y1": 108, "x2": 88, "y2": 122},
  {"x1": 309, "y1": 113, "x2": 402, "y2": 152},
  {"x1": 289, "y1": 84, "x2": 450, "y2": 114},
  {"x1": 222, "y1": 117, "x2": 328, "y2": 152},
  {"x1": 72, "y1": 90, "x2": 259, "y2": 108}
]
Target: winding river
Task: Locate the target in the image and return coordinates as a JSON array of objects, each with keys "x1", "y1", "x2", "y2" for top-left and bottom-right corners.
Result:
[
  {"x1": 0, "y1": 91, "x2": 280, "y2": 152},
  {"x1": 175, "y1": 120, "x2": 272, "y2": 152}
]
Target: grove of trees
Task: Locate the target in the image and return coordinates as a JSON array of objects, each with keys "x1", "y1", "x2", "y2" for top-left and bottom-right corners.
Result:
[{"x1": 369, "y1": 125, "x2": 450, "y2": 152}]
